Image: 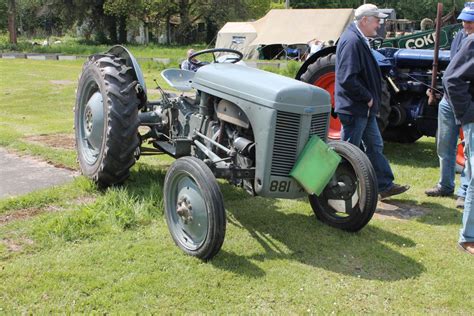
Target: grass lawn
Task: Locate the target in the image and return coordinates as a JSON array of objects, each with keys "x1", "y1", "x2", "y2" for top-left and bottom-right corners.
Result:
[{"x1": 0, "y1": 58, "x2": 473, "y2": 313}]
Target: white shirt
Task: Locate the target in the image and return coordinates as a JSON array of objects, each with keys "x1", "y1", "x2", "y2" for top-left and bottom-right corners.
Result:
[
  {"x1": 310, "y1": 43, "x2": 323, "y2": 55},
  {"x1": 355, "y1": 22, "x2": 371, "y2": 48}
]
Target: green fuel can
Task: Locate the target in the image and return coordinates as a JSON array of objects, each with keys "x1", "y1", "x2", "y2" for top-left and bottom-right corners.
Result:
[{"x1": 290, "y1": 136, "x2": 341, "y2": 196}]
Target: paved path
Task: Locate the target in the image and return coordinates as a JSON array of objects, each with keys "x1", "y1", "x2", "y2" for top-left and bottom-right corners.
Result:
[
  {"x1": 0, "y1": 148, "x2": 424, "y2": 220},
  {"x1": 0, "y1": 148, "x2": 75, "y2": 199}
]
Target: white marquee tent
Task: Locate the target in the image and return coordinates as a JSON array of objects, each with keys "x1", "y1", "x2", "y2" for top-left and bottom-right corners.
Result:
[{"x1": 215, "y1": 9, "x2": 355, "y2": 59}]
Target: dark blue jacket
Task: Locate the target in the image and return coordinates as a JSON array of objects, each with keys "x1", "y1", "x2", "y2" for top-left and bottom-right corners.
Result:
[
  {"x1": 443, "y1": 34, "x2": 474, "y2": 125},
  {"x1": 335, "y1": 22, "x2": 382, "y2": 117},
  {"x1": 450, "y1": 29, "x2": 467, "y2": 59}
]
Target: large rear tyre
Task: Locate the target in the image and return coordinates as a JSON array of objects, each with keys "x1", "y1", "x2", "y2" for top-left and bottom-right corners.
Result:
[
  {"x1": 164, "y1": 157, "x2": 226, "y2": 260},
  {"x1": 378, "y1": 80, "x2": 391, "y2": 131},
  {"x1": 308, "y1": 141, "x2": 378, "y2": 232},
  {"x1": 74, "y1": 55, "x2": 140, "y2": 187},
  {"x1": 457, "y1": 130, "x2": 466, "y2": 168},
  {"x1": 300, "y1": 54, "x2": 340, "y2": 140},
  {"x1": 300, "y1": 53, "x2": 391, "y2": 139}
]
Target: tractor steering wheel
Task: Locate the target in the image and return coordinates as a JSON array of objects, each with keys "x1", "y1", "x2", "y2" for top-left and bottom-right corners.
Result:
[
  {"x1": 370, "y1": 37, "x2": 385, "y2": 49},
  {"x1": 188, "y1": 48, "x2": 243, "y2": 67}
]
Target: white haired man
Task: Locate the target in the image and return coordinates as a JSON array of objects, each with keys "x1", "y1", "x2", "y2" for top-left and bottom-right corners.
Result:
[{"x1": 335, "y1": 4, "x2": 410, "y2": 199}]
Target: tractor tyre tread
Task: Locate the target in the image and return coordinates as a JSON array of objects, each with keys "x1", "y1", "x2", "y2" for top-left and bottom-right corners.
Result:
[
  {"x1": 75, "y1": 55, "x2": 140, "y2": 188},
  {"x1": 309, "y1": 141, "x2": 378, "y2": 232}
]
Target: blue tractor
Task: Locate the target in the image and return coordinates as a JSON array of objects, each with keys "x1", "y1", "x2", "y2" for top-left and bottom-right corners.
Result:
[{"x1": 296, "y1": 44, "x2": 464, "y2": 166}]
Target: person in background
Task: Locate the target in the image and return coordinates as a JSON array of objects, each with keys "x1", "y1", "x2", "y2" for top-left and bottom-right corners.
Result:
[
  {"x1": 443, "y1": 3, "x2": 474, "y2": 255},
  {"x1": 180, "y1": 49, "x2": 200, "y2": 72},
  {"x1": 424, "y1": 2, "x2": 474, "y2": 209},
  {"x1": 335, "y1": 3, "x2": 410, "y2": 199},
  {"x1": 306, "y1": 39, "x2": 324, "y2": 60}
]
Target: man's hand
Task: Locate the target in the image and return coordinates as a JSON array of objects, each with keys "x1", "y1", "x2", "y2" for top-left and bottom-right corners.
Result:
[{"x1": 367, "y1": 99, "x2": 373, "y2": 117}]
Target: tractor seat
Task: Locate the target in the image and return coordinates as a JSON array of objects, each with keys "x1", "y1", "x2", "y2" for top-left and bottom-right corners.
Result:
[{"x1": 161, "y1": 69, "x2": 195, "y2": 92}]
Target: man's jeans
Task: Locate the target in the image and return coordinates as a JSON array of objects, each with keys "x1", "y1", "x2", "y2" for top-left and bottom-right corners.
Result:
[
  {"x1": 437, "y1": 97, "x2": 468, "y2": 197},
  {"x1": 339, "y1": 113, "x2": 394, "y2": 192},
  {"x1": 459, "y1": 122, "x2": 474, "y2": 243}
]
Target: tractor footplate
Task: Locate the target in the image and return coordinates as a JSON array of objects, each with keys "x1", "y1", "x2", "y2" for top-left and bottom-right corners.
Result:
[{"x1": 213, "y1": 167, "x2": 255, "y2": 180}]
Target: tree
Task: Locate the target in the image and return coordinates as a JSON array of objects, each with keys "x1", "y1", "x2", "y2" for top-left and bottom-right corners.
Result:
[
  {"x1": 7, "y1": 0, "x2": 17, "y2": 44},
  {"x1": 104, "y1": 0, "x2": 144, "y2": 43},
  {"x1": 196, "y1": 0, "x2": 271, "y2": 44},
  {"x1": 288, "y1": 0, "x2": 465, "y2": 21},
  {"x1": 0, "y1": 0, "x2": 7, "y2": 31}
]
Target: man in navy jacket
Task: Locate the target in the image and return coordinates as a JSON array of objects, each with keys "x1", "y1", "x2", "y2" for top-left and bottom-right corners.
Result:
[
  {"x1": 335, "y1": 4, "x2": 409, "y2": 199},
  {"x1": 425, "y1": 3, "x2": 474, "y2": 209},
  {"x1": 443, "y1": 30, "x2": 474, "y2": 255}
]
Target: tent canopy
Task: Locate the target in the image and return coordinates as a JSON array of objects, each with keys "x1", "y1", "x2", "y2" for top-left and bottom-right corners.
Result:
[
  {"x1": 215, "y1": 9, "x2": 355, "y2": 59},
  {"x1": 250, "y1": 9, "x2": 354, "y2": 46},
  {"x1": 215, "y1": 22, "x2": 258, "y2": 59}
]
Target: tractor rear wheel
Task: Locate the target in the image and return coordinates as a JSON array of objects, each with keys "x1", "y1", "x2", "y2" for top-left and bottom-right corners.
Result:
[
  {"x1": 300, "y1": 53, "x2": 391, "y2": 139},
  {"x1": 74, "y1": 55, "x2": 140, "y2": 187},
  {"x1": 308, "y1": 141, "x2": 378, "y2": 232},
  {"x1": 300, "y1": 54, "x2": 340, "y2": 140},
  {"x1": 457, "y1": 130, "x2": 466, "y2": 169}
]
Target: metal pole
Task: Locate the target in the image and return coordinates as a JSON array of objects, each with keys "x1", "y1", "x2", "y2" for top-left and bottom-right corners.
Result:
[
  {"x1": 285, "y1": 0, "x2": 290, "y2": 9},
  {"x1": 428, "y1": 2, "x2": 443, "y2": 106}
]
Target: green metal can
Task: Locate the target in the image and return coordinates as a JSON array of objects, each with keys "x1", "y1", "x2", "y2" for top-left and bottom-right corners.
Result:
[{"x1": 290, "y1": 136, "x2": 341, "y2": 196}]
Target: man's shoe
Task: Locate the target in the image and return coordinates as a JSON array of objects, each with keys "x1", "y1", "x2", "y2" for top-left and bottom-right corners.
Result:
[
  {"x1": 424, "y1": 185, "x2": 454, "y2": 197},
  {"x1": 380, "y1": 183, "x2": 410, "y2": 199},
  {"x1": 458, "y1": 242, "x2": 474, "y2": 255},
  {"x1": 456, "y1": 196, "x2": 465, "y2": 209}
]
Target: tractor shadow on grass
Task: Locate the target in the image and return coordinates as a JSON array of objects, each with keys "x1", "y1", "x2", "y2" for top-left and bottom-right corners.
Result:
[
  {"x1": 215, "y1": 184, "x2": 425, "y2": 281},
  {"x1": 125, "y1": 165, "x2": 267, "y2": 278},
  {"x1": 124, "y1": 164, "x2": 425, "y2": 281}
]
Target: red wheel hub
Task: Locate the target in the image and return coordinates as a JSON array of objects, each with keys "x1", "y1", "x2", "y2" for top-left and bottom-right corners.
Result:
[
  {"x1": 313, "y1": 72, "x2": 340, "y2": 140},
  {"x1": 457, "y1": 129, "x2": 465, "y2": 167}
]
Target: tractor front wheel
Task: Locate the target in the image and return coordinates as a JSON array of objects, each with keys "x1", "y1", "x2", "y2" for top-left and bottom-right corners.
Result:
[
  {"x1": 308, "y1": 141, "x2": 378, "y2": 232},
  {"x1": 164, "y1": 157, "x2": 226, "y2": 260}
]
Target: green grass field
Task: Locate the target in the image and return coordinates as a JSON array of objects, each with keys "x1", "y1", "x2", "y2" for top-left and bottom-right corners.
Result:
[{"x1": 0, "y1": 58, "x2": 473, "y2": 313}]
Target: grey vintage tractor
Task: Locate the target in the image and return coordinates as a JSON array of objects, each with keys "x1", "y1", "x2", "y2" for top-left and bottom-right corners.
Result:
[{"x1": 74, "y1": 46, "x2": 377, "y2": 260}]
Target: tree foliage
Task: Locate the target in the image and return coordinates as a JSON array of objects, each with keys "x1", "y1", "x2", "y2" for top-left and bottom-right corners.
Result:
[
  {"x1": 1, "y1": 0, "x2": 468, "y2": 45},
  {"x1": 290, "y1": 0, "x2": 466, "y2": 20}
]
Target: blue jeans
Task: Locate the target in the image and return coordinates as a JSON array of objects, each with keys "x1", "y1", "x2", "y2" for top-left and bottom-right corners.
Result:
[
  {"x1": 459, "y1": 122, "x2": 474, "y2": 243},
  {"x1": 339, "y1": 113, "x2": 394, "y2": 192},
  {"x1": 437, "y1": 97, "x2": 468, "y2": 197}
]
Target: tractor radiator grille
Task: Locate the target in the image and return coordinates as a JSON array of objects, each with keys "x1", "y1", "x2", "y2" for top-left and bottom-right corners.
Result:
[
  {"x1": 271, "y1": 111, "x2": 301, "y2": 177},
  {"x1": 309, "y1": 113, "x2": 328, "y2": 141}
]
